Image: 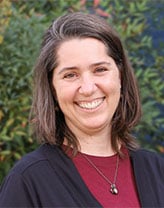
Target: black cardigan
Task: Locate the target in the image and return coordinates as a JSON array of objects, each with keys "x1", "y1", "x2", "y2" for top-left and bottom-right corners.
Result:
[{"x1": 0, "y1": 144, "x2": 164, "y2": 207}]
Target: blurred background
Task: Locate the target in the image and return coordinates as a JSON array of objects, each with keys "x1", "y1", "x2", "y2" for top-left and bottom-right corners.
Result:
[{"x1": 0, "y1": 0, "x2": 164, "y2": 183}]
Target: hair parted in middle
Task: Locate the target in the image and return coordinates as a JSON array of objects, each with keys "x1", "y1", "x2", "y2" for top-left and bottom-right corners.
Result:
[{"x1": 31, "y1": 12, "x2": 141, "y2": 155}]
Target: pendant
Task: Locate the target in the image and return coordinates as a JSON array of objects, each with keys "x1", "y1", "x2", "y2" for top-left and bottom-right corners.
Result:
[{"x1": 110, "y1": 184, "x2": 118, "y2": 195}]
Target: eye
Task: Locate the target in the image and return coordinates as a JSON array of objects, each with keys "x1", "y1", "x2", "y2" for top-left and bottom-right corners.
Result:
[
  {"x1": 95, "y1": 67, "x2": 108, "y2": 73},
  {"x1": 63, "y1": 72, "x2": 78, "y2": 79}
]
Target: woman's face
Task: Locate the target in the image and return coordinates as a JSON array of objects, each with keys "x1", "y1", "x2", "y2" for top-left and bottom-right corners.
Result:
[{"x1": 52, "y1": 38, "x2": 121, "y2": 135}]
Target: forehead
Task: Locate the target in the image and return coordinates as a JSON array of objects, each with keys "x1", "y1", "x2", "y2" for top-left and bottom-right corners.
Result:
[{"x1": 56, "y1": 38, "x2": 109, "y2": 64}]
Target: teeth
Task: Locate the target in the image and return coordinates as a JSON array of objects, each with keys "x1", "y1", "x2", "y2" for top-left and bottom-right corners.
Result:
[{"x1": 78, "y1": 99, "x2": 103, "y2": 109}]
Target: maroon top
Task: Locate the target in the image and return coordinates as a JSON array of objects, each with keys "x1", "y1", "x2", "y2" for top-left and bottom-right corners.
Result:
[{"x1": 72, "y1": 147, "x2": 141, "y2": 208}]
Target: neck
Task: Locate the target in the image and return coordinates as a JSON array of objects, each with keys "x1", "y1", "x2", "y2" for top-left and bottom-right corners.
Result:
[
  {"x1": 64, "y1": 125, "x2": 116, "y2": 156},
  {"x1": 63, "y1": 120, "x2": 120, "y2": 156},
  {"x1": 78, "y1": 135, "x2": 116, "y2": 156}
]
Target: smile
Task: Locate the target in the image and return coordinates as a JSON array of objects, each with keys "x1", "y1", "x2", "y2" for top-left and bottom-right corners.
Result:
[{"x1": 76, "y1": 98, "x2": 105, "y2": 110}]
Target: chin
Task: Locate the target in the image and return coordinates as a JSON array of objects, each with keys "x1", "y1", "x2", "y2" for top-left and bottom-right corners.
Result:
[{"x1": 83, "y1": 122, "x2": 109, "y2": 132}]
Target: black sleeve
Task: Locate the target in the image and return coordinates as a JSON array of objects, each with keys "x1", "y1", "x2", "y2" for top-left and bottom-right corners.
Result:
[{"x1": 0, "y1": 173, "x2": 34, "y2": 207}]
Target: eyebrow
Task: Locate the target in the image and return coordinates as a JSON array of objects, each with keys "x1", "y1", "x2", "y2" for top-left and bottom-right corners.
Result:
[{"x1": 58, "y1": 61, "x2": 111, "y2": 75}]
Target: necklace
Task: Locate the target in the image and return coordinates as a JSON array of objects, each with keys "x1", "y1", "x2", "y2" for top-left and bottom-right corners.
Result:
[{"x1": 81, "y1": 153, "x2": 119, "y2": 195}]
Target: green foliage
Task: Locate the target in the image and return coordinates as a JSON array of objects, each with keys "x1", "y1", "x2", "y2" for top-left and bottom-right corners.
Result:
[
  {"x1": 0, "y1": 0, "x2": 164, "y2": 183},
  {"x1": 0, "y1": 6, "x2": 45, "y2": 183},
  {"x1": 105, "y1": 0, "x2": 164, "y2": 152},
  {"x1": 0, "y1": 0, "x2": 12, "y2": 43},
  {"x1": 0, "y1": 0, "x2": 81, "y2": 184}
]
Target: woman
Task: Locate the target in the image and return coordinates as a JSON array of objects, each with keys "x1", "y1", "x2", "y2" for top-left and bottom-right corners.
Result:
[{"x1": 0, "y1": 12, "x2": 164, "y2": 208}]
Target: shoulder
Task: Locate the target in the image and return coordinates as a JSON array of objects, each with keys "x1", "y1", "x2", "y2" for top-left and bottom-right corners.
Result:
[
  {"x1": 0, "y1": 144, "x2": 67, "y2": 192},
  {"x1": 130, "y1": 148, "x2": 164, "y2": 161},
  {"x1": 0, "y1": 144, "x2": 68, "y2": 207},
  {"x1": 8, "y1": 144, "x2": 62, "y2": 176},
  {"x1": 130, "y1": 148, "x2": 164, "y2": 171}
]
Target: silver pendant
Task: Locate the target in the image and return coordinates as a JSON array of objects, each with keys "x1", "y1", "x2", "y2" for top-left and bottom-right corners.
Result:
[{"x1": 110, "y1": 184, "x2": 118, "y2": 195}]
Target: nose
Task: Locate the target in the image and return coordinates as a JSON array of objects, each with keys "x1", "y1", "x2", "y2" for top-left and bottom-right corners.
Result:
[{"x1": 78, "y1": 74, "x2": 97, "y2": 96}]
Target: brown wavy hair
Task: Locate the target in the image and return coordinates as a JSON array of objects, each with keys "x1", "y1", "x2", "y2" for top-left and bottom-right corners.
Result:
[{"x1": 30, "y1": 12, "x2": 141, "y2": 154}]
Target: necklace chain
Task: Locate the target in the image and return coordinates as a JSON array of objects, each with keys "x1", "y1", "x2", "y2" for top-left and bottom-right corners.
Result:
[{"x1": 81, "y1": 153, "x2": 119, "y2": 195}]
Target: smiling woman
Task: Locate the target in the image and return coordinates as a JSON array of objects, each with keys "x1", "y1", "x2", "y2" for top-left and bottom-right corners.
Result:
[
  {"x1": 52, "y1": 38, "x2": 121, "y2": 143},
  {"x1": 33, "y1": 12, "x2": 141, "y2": 156},
  {"x1": 0, "y1": 12, "x2": 164, "y2": 208}
]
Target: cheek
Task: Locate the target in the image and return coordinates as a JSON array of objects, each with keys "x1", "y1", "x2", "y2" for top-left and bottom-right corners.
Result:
[
  {"x1": 55, "y1": 84, "x2": 75, "y2": 107},
  {"x1": 112, "y1": 72, "x2": 121, "y2": 92},
  {"x1": 103, "y1": 74, "x2": 121, "y2": 94},
  {"x1": 109, "y1": 83, "x2": 121, "y2": 97}
]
